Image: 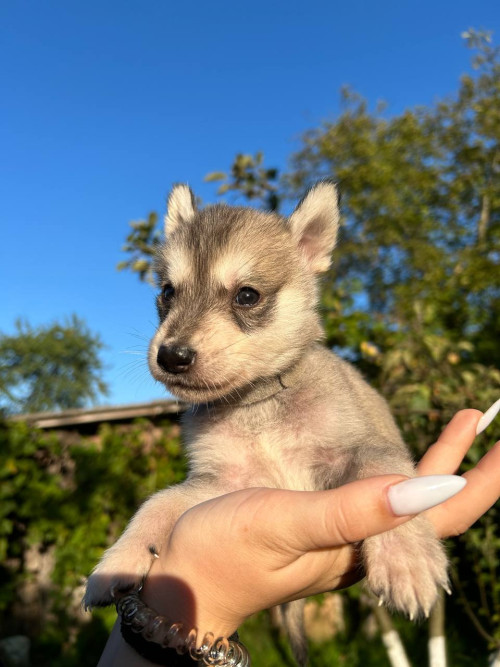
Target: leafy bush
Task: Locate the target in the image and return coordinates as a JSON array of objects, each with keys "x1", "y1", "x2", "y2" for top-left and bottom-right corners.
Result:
[{"x1": 0, "y1": 417, "x2": 185, "y2": 666}]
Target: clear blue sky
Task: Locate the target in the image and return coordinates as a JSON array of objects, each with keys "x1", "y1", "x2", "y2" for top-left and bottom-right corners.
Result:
[{"x1": 1, "y1": 0, "x2": 499, "y2": 408}]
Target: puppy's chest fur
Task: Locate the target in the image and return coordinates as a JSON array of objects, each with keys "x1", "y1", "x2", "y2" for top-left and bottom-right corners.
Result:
[
  {"x1": 182, "y1": 373, "x2": 351, "y2": 493},
  {"x1": 185, "y1": 411, "x2": 317, "y2": 491}
]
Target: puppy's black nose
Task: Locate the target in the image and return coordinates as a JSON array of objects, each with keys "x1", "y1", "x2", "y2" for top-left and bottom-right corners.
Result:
[{"x1": 157, "y1": 345, "x2": 196, "y2": 374}]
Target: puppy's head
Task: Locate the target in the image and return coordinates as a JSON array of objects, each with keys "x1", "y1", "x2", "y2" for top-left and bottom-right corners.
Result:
[{"x1": 148, "y1": 181, "x2": 340, "y2": 402}]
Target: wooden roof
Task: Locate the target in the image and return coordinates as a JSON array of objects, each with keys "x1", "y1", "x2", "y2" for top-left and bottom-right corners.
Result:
[{"x1": 10, "y1": 399, "x2": 185, "y2": 429}]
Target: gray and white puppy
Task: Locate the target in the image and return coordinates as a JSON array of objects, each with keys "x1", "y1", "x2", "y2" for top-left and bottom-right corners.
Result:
[{"x1": 85, "y1": 182, "x2": 448, "y2": 664}]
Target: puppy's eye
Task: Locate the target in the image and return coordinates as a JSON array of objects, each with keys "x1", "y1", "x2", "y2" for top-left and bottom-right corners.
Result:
[
  {"x1": 161, "y1": 283, "x2": 175, "y2": 303},
  {"x1": 234, "y1": 286, "x2": 260, "y2": 307}
]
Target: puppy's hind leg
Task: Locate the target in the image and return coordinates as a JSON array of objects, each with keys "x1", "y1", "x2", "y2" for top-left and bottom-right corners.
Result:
[{"x1": 354, "y1": 444, "x2": 449, "y2": 619}]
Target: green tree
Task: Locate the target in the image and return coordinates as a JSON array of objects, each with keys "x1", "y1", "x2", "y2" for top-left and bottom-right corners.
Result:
[
  {"x1": 117, "y1": 211, "x2": 161, "y2": 286},
  {"x1": 284, "y1": 30, "x2": 500, "y2": 433},
  {"x1": 0, "y1": 315, "x2": 108, "y2": 414},
  {"x1": 0, "y1": 417, "x2": 186, "y2": 666},
  {"x1": 205, "y1": 151, "x2": 281, "y2": 211}
]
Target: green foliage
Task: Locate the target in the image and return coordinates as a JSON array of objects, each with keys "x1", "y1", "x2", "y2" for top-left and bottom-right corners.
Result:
[
  {"x1": 0, "y1": 417, "x2": 186, "y2": 665},
  {"x1": 205, "y1": 151, "x2": 280, "y2": 211},
  {"x1": 117, "y1": 211, "x2": 161, "y2": 286},
  {"x1": 0, "y1": 316, "x2": 108, "y2": 414}
]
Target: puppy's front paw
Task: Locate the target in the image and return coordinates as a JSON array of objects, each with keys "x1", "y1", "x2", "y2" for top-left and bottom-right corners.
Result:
[
  {"x1": 83, "y1": 541, "x2": 159, "y2": 610},
  {"x1": 363, "y1": 515, "x2": 448, "y2": 618}
]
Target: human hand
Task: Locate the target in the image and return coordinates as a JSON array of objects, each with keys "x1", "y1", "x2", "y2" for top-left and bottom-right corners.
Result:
[{"x1": 140, "y1": 407, "x2": 500, "y2": 642}]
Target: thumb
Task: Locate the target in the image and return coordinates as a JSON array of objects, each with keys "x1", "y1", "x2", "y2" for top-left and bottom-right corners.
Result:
[{"x1": 269, "y1": 474, "x2": 467, "y2": 553}]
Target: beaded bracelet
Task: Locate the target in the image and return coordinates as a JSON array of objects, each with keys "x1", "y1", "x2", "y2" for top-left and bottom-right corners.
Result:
[{"x1": 116, "y1": 590, "x2": 251, "y2": 666}]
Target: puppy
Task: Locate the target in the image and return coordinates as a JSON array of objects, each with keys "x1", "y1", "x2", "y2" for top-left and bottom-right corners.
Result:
[{"x1": 85, "y1": 182, "x2": 448, "y2": 664}]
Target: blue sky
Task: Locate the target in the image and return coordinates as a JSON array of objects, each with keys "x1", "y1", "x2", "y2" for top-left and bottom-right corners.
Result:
[{"x1": 2, "y1": 0, "x2": 499, "y2": 408}]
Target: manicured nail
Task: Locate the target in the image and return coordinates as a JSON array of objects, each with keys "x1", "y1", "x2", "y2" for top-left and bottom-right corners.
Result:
[
  {"x1": 476, "y1": 398, "x2": 500, "y2": 435},
  {"x1": 388, "y1": 475, "x2": 467, "y2": 516}
]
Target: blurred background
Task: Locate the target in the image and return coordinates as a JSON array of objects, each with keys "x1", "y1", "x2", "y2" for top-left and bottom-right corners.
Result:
[{"x1": 1, "y1": 1, "x2": 499, "y2": 665}]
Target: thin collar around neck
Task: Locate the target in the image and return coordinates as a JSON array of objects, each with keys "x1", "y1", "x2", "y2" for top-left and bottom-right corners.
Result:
[{"x1": 208, "y1": 358, "x2": 303, "y2": 409}]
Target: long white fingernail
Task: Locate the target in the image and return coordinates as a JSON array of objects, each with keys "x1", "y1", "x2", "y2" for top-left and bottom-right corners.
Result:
[
  {"x1": 476, "y1": 398, "x2": 500, "y2": 435},
  {"x1": 388, "y1": 475, "x2": 467, "y2": 516}
]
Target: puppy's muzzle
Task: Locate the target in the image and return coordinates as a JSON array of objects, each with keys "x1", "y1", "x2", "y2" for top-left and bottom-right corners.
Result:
[{"x1": 157, "y1": 345, "x2": 196, "y2": 374}]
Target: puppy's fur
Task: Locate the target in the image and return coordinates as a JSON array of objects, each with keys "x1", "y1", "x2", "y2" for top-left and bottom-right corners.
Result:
[{"x1": 85, "y1": 182, "x2": 448, "y2": 664}]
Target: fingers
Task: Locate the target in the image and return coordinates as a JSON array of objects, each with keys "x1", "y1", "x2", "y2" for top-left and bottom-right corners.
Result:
[
  {"x1": 426, "y1": 439, "x2": 500, "y2": 538},
  {"x1": 417, "y1": 405, "x2": 500, "y2": 537},
  {"x1": 417, "y1": 409, "x2": 482, "y2": 476}
]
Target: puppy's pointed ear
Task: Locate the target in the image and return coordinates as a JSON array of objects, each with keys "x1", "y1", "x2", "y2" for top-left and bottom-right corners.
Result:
[
  {"x1": 164, "y1": 184, "x2": 197, "y2": 235},
  {"x1": 288, "y1": 181, "x2": 340, "y2": 273}
]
